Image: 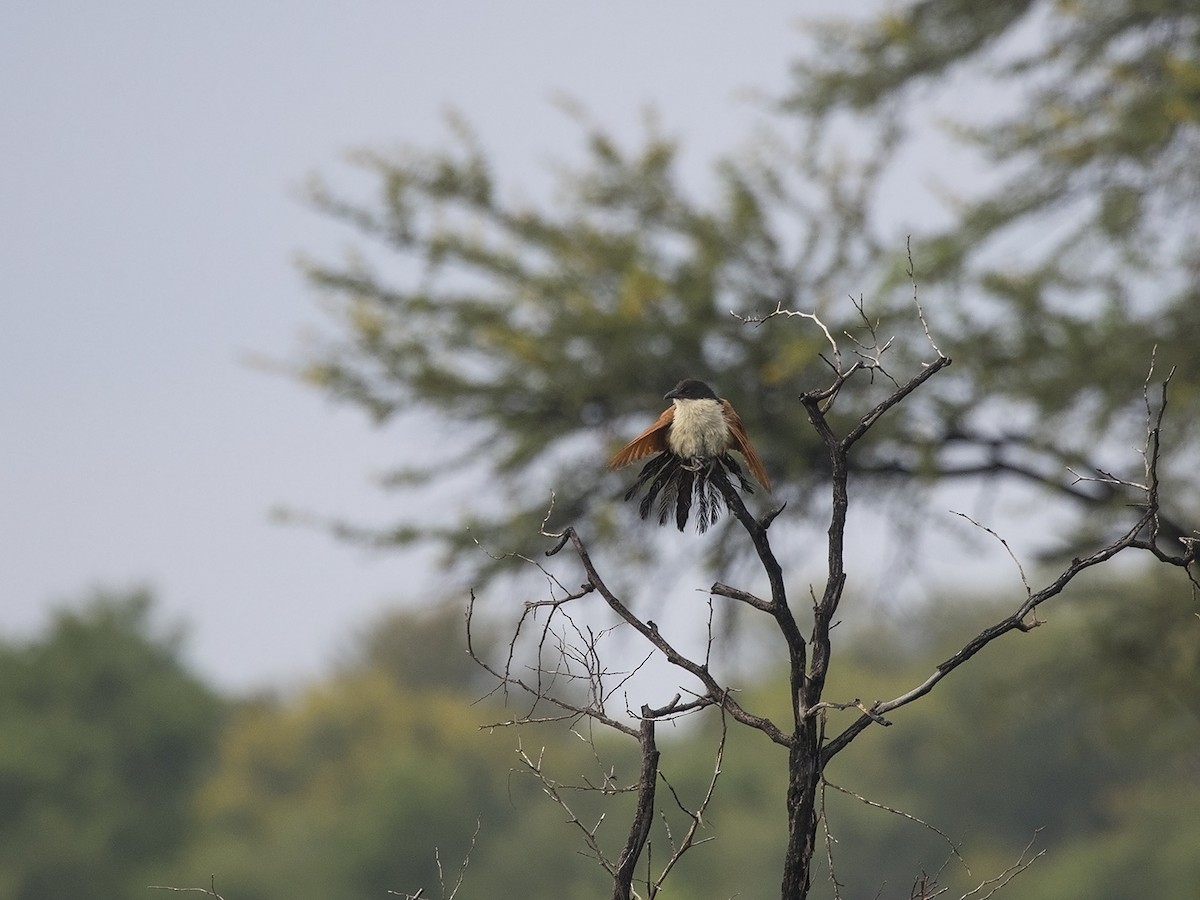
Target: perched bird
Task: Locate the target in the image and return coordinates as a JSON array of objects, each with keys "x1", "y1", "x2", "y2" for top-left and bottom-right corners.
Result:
[{"x1": 608, "y1": 379, "x2": 771, "y2": 532}]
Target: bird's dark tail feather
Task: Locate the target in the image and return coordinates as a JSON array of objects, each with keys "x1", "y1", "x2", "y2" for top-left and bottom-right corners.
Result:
[{"x1": 624, "y1": 453, "x2": 754, "y2": 533}]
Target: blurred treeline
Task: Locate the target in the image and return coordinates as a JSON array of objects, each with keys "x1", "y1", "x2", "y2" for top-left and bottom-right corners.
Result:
[{"x1": 4, "y1": 571, "x2": 1197, "y2": 900}]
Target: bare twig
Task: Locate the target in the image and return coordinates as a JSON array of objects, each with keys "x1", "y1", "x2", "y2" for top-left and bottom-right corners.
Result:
[
  {"x1": 649, "y1": 705, "x2": 728, "y2": 894},
  {"x1": 613, "y1": 716, "x2": 659, "y2": 900},
  {"x1": 805, "y1": 698, "x2": 891, "y2": 726},
  {"x1": 445, "y1": 817, "x2": 481, "y2": 900},
  {"x1": 957, "y1": 830, "x2": 1044, "y2": 900},
  {"x1": 732, "y1": 302, "x2": 842, "y2": 371},
  {"x1": 948, "y1": 511, "x2": 1033, "y2": 600},
  {"x1": 818, "y1": 778, "x2": 844, "y2": 900},
  {"x1": 907, "y1": 235, "x2": 942, "y2": 358},
  {"x1": 515, "y1": 739, "x2": 616, "y2": 874},
  {"x1": 148, "y1": 878, "x2": 226, "y2": 900},
  {"x1": 547, "y1": 526, "x2": 792, "y2": 746},
  {"x1": 824, "y1": 779, "x2": 969, "y2": 875},
  {"x1": 844, "y1": 294, "x2": 899, "y2": 386}
]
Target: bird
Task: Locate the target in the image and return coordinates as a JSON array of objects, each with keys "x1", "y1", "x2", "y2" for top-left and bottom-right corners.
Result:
[{"x1": 607, "y1": 378, "x2": 771, "y2": 533}]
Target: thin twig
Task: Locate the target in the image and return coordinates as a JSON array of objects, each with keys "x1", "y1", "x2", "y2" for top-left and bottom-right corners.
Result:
[
  {"x1": 948, "y1": 511, "x2": 1033, "y2": 599},
  {"x1": 957, "y1": 830, "x2": 1044, "y2": 900},
  {"x1": 824, "y1": 779, "x2": 969, "y2": 875},
  {"x1": 732, "y1": 302, "x2": 842, "y2": 371},
  {"x1": 651, "y1": 704, "x2": 728, "y2": 892},
  {"x1": 148, "y1": 878, "x2": 225, "y2": 900},
  {"x1": 819, "y1": 778, "x2": 844, "y2": 900},
  {"x1": 907, "y1": 235, "x2": 942, "y2": 358}
]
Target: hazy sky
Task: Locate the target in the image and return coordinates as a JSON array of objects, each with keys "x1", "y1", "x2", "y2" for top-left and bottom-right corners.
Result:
[{"x1": 3, "y1": 4, "x2": 884, "y2": 691}]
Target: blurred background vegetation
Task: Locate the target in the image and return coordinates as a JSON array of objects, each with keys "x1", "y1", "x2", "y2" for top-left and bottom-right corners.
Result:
[
  {"x1": 8, "y1": 0, "x2": 1199, "y2": 897},
  {"x1": 5, "y1": 576, "x2": 1196, "y2": 898}
]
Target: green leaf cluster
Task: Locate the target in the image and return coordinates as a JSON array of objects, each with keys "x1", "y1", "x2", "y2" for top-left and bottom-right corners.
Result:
[
  {"x1": 7, "y1": 578, "x2": 1197, "y2": 897},
  {"x1": 174, "y1": 647, "x2": 641, "y2": 898},
  {"x1": 162, "y1": 569, "x2": 1195, "y2": 898},
  {"x1": 298, "y1": 0, "x2": 1200, "y2": 588},
  {"x1": 811, "y1": 566, "x2": 1200, "y2": 898},
  {"x1": 794, "y1": 0, "x2": 1200, "y2": 472},
  {"x1": 299, "y1": 113, "x2": 910, "y2": 581},
  {"x1": 0, "y1": 590, "x2": 221, "y2": 900}
]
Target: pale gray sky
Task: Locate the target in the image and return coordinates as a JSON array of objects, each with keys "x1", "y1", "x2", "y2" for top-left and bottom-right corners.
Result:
[{"x1": 4, "y1": 4, "x2": 887, "y2": 690}]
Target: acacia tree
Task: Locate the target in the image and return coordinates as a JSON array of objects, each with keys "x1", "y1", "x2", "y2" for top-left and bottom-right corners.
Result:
[
  {"x1": 462, "y1": 296, "x2": 1194, "y2": 898},
  {"x1": 295, "y1": 1, "x2": 1200, "y2": 895},
  {"x1": 786, "y1": 0, "x2": 1200, "y2": 547},
  {"x1": 298, "y1": 0, "x2": 1200, "y2": 585}
]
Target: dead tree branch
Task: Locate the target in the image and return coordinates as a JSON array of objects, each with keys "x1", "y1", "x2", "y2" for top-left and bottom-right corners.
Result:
[
  {"x1": 612, "y1": 715, "x2": 659, "y2": 900},
  {"x1": 467, "y1": 288, "x2": 1193, "y2": 900}
]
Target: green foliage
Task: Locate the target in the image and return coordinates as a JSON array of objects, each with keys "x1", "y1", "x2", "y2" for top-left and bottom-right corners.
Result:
[
  {"x1": 177, "y1": 661, "x2": 641, "y2": 899},
  {"x1": 339, "y1": 604, "x2": 496, "y2": 693},
  {"x1": 157, "y1": 572, "x2": 1199, "y2": 898},
  {"x1": 298, "y1": 0, "x2": 1200, "y2": 591},
  {"x1": 299, "y1": 113, "x2": 911, "y2": 582},
  {"x1": 787, "y1": 0, "x2": 1035, "y2": 110},
  {"x1": 746, "y1": 568, "x2": 1200, "y2": 898},
  {"x1": 794, "y1": 0, "x2": 1200, "y2": 475},
  {"x1": 2, "y1": 587, "x2": 1175, "y2": 898},
  {"x1": 0, "y1": 589, "x2": 222, "y2": 900},
  {"x1": 284, "y1": 5, "x2": 1200, "y2": 893}
]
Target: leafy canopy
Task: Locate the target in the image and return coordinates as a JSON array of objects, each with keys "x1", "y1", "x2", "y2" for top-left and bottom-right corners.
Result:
[
  {"x1": 299, "y1": 0, "x2": 1200, "y2": 582},
  {"x1": 0, "y1": 590, "x2": 221, "y2": 900}
]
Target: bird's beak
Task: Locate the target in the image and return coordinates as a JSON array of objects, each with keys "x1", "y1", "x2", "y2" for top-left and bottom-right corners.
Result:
[{"x1": 664, "y1": 388, "x2": 680, "y2": 400}]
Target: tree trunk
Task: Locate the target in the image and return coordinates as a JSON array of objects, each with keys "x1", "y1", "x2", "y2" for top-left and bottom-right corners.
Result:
[
  {"x1": 612, "y1": 717, "x2": 658, "y2": 900},
  {"x1": 780, "y1": 723, "x2": 820, "y2": 900}
]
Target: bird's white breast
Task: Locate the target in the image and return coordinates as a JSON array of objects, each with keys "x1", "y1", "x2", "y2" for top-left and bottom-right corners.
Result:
[{"x1": 668, "y1": 398, "x2": 731, "y2": 459}]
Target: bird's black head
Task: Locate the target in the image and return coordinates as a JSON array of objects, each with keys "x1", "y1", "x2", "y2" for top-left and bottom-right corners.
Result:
[{"x1": 665, "y1": 379, "x2": 718, "y2": 401}]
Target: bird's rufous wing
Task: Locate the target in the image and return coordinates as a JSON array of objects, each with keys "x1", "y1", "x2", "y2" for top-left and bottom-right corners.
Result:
[
  {"x1": 721, "y1": 400, "x2": 771, "y2": 490},
  {"x1": 607, "y1": 405, "x2": 674, "y2": 469}
]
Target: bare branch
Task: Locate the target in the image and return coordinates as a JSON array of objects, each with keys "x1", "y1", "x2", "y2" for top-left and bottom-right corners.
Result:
[
  {"x1": 515, "y1": 739, "x2": 616, "y2": 874},
  {"x1": 709, "y1": 581, "x2": 773, "y2": 612},
  {"x1": 837, "y1": 354, "x2": 951, "y2": 450},
  {"x1": 732, "y1": 302, "x2": 842, "y2": 371},
  {"x1": 906, "y1": 235, "x2": 942, "y2": 358},
  {"x1": 824, "y1": 499, "x2": 1155, "y2": 762},
  {"x1": 948, "y1": 511, "x2": 1033, "y2": 599},
  {"x1": 708, "y1": 469, "x2": 807, "y2": 729},
  {"x1": 548, "y1": 526, "x2": 793, "y2": 746},
  {"x1": 824, "y1": 778, "x2": 969, "y2": 875},
  {"x1": 650, "y1": 706, "x2": 728, "y2": 893},
  {"x1": 957, "y1": 830, "x2": 1044, "y2": 900},
  {"x1": 148, "y1": 883, "x2": 226, "y2": 900},
  {"x1": 822, "y1": 362, "x2": 1195, "y2": 763},
  {"x1": 613, "y1": 717, "x2": 659, "y2": 900}
]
